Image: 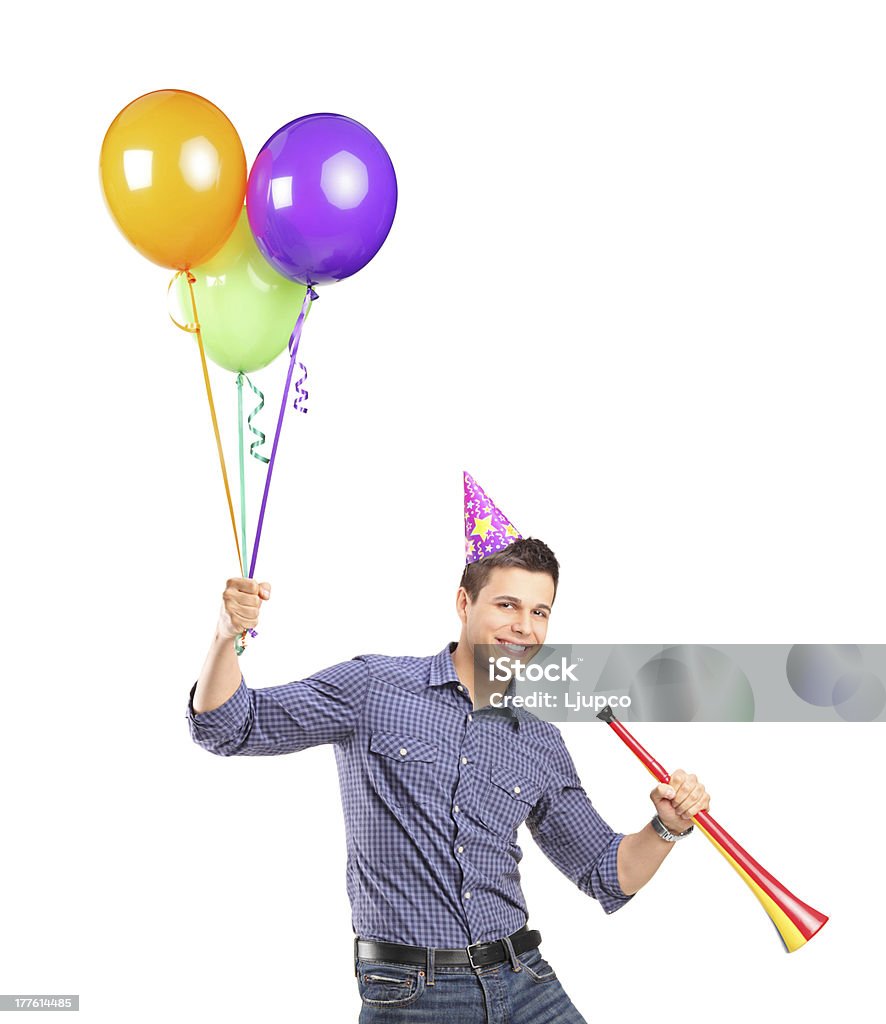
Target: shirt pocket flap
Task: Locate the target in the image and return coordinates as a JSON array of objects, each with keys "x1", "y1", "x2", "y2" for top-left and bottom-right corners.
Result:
[
  {"x1": 489, "y1": 764, "x2": 540, "y2": 804},
  {"x1": 370, "y1": 732, "x2": 438, "y2": 763}
]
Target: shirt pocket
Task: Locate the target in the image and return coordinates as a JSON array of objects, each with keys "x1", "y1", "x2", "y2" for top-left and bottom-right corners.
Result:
[
  {"x1": 478, "y1": 764, "x2": 542, "y2": 839},
  {"x1": 369, "y1": 732, "x2": 438, "y2": 763},
  {"x1": 367, "y1": 731, "x2": 440, "y2": 821}
]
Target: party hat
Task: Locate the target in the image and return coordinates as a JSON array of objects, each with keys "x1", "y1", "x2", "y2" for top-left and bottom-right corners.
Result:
[{"x1": 464, "y1": 471, "x2": 522, "y2": 564}]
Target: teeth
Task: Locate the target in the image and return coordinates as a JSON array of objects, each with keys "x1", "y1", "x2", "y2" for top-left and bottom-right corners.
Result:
[{"x1": 500, "y1": 643, "x2": 528, "y2": 653}]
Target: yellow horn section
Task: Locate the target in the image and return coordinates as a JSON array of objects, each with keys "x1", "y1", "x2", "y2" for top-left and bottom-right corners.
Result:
[{"x1": 696, "y1": 823, "x2": 808, "y2": 951}]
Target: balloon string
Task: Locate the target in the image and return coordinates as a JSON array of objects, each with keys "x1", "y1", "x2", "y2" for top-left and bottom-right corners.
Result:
[
  {"x1": 249, "y1": 286, "x2": 317, "y2": 579},
  {"x1": 235, "y1": 374, "x2": 268, "y2": 656},
  {"x1": 169, "y1": 271, "x2": 243, "y2": 576},
  {"x1": 235, "y1": 373, "x2": 258, "y2": 656},
  {"x1": 236, "y1": 373, "x2": 248, "y2": 576},
  {"x1": 244, "y1": 374, "x2": 270, "y2": 463}
]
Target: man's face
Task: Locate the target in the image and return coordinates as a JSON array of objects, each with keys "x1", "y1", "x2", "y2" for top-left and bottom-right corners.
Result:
[{"x1": 457, "y1": 565, "x2": 555, "y2": 657}]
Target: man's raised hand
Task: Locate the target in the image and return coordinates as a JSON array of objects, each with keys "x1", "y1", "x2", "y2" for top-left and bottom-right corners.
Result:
[{"x1": 217, "y1": 577, "x2": 271, "y2": 639}]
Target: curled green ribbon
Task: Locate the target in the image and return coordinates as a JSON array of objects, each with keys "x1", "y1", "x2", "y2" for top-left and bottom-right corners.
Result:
[{"x1": 245, "y1": 374, "x2": 270, "y2": 465}]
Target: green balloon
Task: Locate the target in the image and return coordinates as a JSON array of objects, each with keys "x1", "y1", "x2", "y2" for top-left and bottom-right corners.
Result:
[{"x1": 173, "y1": 207, "x2": 307, "y2": 374}]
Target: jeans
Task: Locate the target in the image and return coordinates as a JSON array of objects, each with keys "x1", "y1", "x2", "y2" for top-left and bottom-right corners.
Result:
[{"x1": 355, "y1": 945, "x2": 589, "y2": 1023}]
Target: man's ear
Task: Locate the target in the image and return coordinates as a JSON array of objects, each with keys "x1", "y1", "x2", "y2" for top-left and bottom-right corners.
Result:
[{"x1": 455, "y1": 586, "x2": 470, "y2": 625}]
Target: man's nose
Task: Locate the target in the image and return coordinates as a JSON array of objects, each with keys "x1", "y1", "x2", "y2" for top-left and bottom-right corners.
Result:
[{"x1": 512, "y1": 613, "x2": 532, "y2": 635}]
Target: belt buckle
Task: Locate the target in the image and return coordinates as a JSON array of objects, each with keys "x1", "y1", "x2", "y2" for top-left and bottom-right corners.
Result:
[{"x1": 465, "y1": 940, "x2": 489, "y2": 970}]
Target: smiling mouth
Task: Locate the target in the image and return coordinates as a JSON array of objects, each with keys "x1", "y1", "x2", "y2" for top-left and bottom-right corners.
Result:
[{"x1": 495, "y1": 639, "x2": 533, "y2": 654}]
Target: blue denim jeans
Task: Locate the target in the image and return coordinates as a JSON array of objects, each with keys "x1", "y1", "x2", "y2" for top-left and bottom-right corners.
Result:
[{"x1": 355, "y1": 945, "x2": 589, "y2": 1023}]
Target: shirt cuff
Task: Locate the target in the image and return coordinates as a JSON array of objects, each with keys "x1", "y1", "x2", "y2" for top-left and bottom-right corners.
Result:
[
  {"x1": 593, "y1": 833, "x2": 634, "y2": 914},
  {"x1": 187, "y1": 677, "x2": 249, "y2": 733}
]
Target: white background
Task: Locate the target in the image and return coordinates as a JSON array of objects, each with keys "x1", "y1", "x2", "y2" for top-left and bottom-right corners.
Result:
[{"x1": 2, "y1": 1, "x2": 884, "y2": 1020}]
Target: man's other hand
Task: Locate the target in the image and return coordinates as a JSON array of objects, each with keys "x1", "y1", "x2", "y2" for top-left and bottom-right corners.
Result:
[{"x1": 651, "y1": 770, "x2": 710, "y2": 833}]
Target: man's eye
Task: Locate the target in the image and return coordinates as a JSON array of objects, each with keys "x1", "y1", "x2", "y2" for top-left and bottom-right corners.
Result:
[
  {"x1": 498, "y1": 602, "x2": 512, "y2": 609},
  {"x1": 534, "y1": 610, "x2": 548, "y2": 618}
]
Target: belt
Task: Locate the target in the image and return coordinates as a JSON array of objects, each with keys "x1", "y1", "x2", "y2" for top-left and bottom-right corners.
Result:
[{"x1": 355, "y1": 924, "x2": 541, "y2": 972}]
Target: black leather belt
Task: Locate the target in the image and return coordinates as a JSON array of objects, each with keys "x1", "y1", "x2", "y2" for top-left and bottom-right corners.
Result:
[{"x1": 355, "y1": 924, "x2": 541, "y2": 971}]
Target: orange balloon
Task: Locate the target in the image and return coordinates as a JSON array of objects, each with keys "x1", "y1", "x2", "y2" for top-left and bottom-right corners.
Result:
[{"x1": 100, "y1": 90, "x2": 246, "y2": 270}]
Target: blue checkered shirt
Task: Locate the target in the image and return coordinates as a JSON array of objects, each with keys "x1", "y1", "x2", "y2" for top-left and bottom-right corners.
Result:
[{"x1": 187, "y1": 644, "x2": 632, "y2": 946}]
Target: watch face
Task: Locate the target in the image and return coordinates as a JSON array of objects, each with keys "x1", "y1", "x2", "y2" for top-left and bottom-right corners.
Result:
[{"x1": 652, "y1": 817, "x2": 675, "y2": 840}]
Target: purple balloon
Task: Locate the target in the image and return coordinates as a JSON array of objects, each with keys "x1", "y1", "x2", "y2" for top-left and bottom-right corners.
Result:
[{"x1": 246, "y1": 113, "x2": 397, "y2": 286}]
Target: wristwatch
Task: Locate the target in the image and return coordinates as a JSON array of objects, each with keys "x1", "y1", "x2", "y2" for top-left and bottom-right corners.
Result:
[{"x1": 651, "y1": 814, "x2": 695, "y2": 842}]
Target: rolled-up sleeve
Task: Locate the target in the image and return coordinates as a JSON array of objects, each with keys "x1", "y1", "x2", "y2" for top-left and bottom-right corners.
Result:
[
  {"x1": 526, "y1": 730, "x2": 633, "y2": 915},
  {"x1": 186, "y1": 657, "x2": 371, "y2": 757}
]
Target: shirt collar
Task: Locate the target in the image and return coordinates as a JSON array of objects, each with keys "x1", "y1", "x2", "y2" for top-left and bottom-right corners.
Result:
[
  {"x1": 428, "y1": 643, "x2": 461, "y2": 688},
  {"x1": 430, "y1": 643, "x2": 530, "y2": 729}
]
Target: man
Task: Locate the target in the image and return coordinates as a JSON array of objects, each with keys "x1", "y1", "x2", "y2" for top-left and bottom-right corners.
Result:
[{"x1": 187, "y1": 473, "x2": 710, "y2": 1023}]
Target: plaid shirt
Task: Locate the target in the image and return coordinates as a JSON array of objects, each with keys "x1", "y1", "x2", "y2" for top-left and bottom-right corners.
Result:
[{"x1": 187, "y1": 643, "x2": 631, "y2": 945}]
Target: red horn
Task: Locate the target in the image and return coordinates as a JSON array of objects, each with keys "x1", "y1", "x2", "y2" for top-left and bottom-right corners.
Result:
[{"x1": 597, "y1": 707, "x2": 828, "y2": 951}]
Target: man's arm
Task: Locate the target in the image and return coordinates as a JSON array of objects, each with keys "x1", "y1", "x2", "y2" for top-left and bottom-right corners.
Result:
[
  {"x1": 617, "y1": 772, "x2": 710, "y2": 895},
  {"x1": 187, "y1": 577, "x2": 371, "y2": 757},
  {"x1": 527, "y1": 732, "x2": 710, "y2": 909},
  {"x1": 192, "y1": 577, "x2": 270, "y2": 714},
  {"x1": 616, "y1": 825, "x2": 676, "y2": 895},
  {"x1": 526, "y1": 730, "x2": 634, "y2": 914}
]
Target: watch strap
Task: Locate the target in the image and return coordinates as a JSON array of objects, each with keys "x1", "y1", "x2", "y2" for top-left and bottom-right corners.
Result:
[{"x1": 651, "y1": 814, "x2": 695, "y2": 842}]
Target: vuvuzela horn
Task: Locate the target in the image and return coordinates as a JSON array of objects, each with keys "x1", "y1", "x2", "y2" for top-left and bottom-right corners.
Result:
[{"x1": 596, "y1": 706, "x2": 828, "y2": 952}]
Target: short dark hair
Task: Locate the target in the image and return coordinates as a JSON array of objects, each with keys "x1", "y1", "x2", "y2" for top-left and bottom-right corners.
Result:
[{"x1": 459, "y1": 537, "x2": 560, "y2": 603}]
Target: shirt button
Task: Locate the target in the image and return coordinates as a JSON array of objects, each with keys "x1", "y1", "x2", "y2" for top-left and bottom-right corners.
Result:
[
  {"x1": 454, "y1": 805, "x2": 460, "y2": 814},
  {"x1": 457, "y1": 685, "x2": 465, "y2": 693},
  {"x1": 468, "y1": 714, "x2": 473, "y2": 722},
  {"x1": 457, "y1": 845, "x2": 464, "y2": 853},
  {"x1": 513, "y1": 786, "x2": 521, "y2": 794},
  {"x1": 399, "y1": 748, "x2": 408, "y2": 756},
  {"x1": 461, "y1": 756, "x2": 468, "y2": 765},
  {"x1": 464, "y1": 891, "x2": 472, "y2": 900}
]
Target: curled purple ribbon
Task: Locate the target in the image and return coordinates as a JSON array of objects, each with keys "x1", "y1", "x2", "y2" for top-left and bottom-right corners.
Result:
[{"x1": 292, "y1": 361, "x2": 309, "y2": 413}]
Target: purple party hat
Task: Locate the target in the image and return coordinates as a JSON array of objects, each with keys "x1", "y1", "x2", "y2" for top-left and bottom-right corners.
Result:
[{"x1": 464, "y1": 471, "x2": 522, "y2": 564}]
